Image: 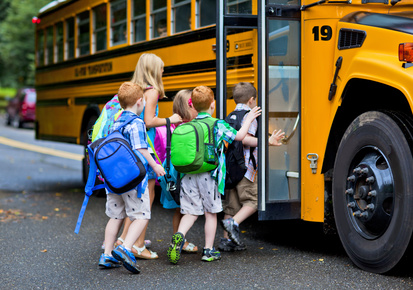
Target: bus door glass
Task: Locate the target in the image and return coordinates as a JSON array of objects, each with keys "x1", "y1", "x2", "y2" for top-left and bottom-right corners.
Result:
[{"x1": 257, "y1": 2, "x2": 301, "y2": 220}]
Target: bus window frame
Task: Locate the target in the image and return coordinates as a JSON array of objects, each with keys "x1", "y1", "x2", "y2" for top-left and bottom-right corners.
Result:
[
  {"x1": 151, "y1": 0, "x2": 168, "y2": 38},
  {"x1": 55, "y1": 21, "x2": 64, "y2": 63},
  {"x1": 132, "y1": 0, "x2": 147, "y2": 43},
  {"x1": 93, "y1": 3, "x2": 108, "y2": 53},
  {"x1": 66, "y1": 17, "x2": 75, "y2": 60},
  {"x1": 77, "y1": 10, "x2": 91, "y2": 57},
  {"x1": 110, "y1": 0, "x2": 128, "y2": 47},
  {"x1": 46, "y1": 26, "x2": 54, "y2": 65},
  {"x1": 172, "y1": 0, "x2": 192, "y2": 34}
]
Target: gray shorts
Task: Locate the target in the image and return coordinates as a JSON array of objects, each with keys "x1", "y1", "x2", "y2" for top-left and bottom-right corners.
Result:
[
  {"x1": 179, "y1": 172, "x2": 223, "y2": 215},
  {"x1": 105, "y1": 187, "x2": 151, "y2": 220}
]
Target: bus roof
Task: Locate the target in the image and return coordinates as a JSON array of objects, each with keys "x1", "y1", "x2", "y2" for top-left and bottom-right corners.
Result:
[{"x1": 38, "y1": 0, "x2": 73, "y2": 16}]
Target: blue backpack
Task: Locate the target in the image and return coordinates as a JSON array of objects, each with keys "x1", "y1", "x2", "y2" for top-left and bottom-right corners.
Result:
[{"x1": 75, "y1": 115, "x2": 147, "y2": 234}]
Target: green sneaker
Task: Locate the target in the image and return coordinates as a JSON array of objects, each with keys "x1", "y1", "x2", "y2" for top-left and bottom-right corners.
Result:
[
  {"x1": 167, "y1": 232, "x2": 185, "y2": 264},
  {"x1": 201, "y1": 247, "x2": 221, "y2": 262}
]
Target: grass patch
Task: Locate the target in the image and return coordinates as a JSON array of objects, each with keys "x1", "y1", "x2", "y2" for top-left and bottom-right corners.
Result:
[{"x1": 0, "y1": 87, "x2": 16, "y2": 99}]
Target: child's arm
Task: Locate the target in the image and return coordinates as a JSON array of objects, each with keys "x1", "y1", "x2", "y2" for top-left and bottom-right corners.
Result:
[
  {"x1": 234, "y1": 106, "x2": 262, "y2": 141},
  {"x1": 138, "y1": 148, "x2": 165, "y2": 177},
  {"x1": 144, "y1": 89, "x2": 182, "y2": 127},
  {"x1": 243, "y1": 129, "x2": 285, "y2": 147}
]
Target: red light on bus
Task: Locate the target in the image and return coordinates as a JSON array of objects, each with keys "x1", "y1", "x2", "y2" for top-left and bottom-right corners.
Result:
[
  {"x1": 32, "y1": 17, "x2": 41, "y2": 24},
  {"x1": 399, "y1": 43, "x2": 413, "y2": 62}
]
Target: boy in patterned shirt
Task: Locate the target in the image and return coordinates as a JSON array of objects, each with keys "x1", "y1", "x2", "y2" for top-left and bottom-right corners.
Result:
[
  {"x1": 167, "y1": 85, "x2": 261, "y2": 263},
  {"x1": 219, "y1": 82, "x2": 285, "y2": 252},
  {"x1": 99, "y1": 82, "x2": 165, "y2": 274}
]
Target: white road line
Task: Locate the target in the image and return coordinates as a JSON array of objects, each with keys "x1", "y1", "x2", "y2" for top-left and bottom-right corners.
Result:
[{"x1": 0, "y1": 136, "x2": 83, "y2": 161}]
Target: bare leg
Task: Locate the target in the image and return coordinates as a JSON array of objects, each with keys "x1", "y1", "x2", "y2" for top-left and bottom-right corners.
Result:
[
  {"x1": 177, "y1": 214, "x2": 198, "y2": 237},
  {"x1": 119, "y1": 218, "x2": 131, "y2": 242},
  {"x1": 233, "y1": 205, "x2": 256, "y2": 224},
  {"x1": 204, "y1": 212, "x2": 217, "y2": 249},
  {"x1": 123, "y1": 219, "x2": 149, "y2": 250},
  {"x1": 133, "y1": 179, "x2": 156, "y2": 257},
  {"x1": 172, "y1": 208, "x2": 182, "y2": 233},
  {"x1": 104, "y1": 218, "x2": 124, "y2": 256}
]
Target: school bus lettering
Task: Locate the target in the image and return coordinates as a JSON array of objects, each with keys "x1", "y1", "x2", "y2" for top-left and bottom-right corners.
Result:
[
  {"x1": 312, "y1": 25, "x2": 332, "y2": 41},
  {"x1": 88, "y1": 62, "x2": 113, "y2": 75}
]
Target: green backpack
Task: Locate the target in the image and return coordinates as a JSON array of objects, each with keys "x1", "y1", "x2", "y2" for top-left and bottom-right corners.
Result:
[{"x1": 171, "y1": 117, "x2": 219, "y2": 174}]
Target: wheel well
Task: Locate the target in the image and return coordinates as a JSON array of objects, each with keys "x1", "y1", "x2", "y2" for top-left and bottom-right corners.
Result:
[
  {"x1": 80, "y1": 104, "x2": 100, "y2": 145},
  {"x1": 322, "y1": 79, "x2": 411, "y2": 174}
]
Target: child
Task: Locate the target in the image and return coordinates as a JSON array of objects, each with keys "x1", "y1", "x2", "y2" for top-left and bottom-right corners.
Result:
[
  {"x1": 219, "y1": 82, "x2": 285, "y2": 251},
  {"x1": 155, "y1": 89, "x2": 199, "y2": 252},
  {"x1": 99, "y1": 82, "x2": 165, "y2": 274},
  {"x1": 167, "y1": 85, "x2": 261, "y2": 264},
  {"x1": 115, "y1": 53, "x2": 182, "y2": 260}
]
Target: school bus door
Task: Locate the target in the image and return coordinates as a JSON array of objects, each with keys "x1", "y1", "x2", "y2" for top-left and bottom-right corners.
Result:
[
  {"x1": 217, "y1": 1, "x2": 301, "y2": 220},
  {"x1": 257, "y1": 2, "x2": 301, "y2": 220}
]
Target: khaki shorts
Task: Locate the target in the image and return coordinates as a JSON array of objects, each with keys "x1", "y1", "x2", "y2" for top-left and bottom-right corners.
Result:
[
  {"x1": 180, "y1": 172, "x2": 223, "y2": 215},
  {"x1": 105, "y1": 187, "x2": 151, "y2": 220},
  {"x1": 223, "y1": 177, "x2": 257, "y2": 216}
]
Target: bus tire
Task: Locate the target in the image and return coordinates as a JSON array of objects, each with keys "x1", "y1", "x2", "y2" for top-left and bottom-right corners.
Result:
[{"x1": 332, "y1": 111, "x2": 413, "y2": 274}]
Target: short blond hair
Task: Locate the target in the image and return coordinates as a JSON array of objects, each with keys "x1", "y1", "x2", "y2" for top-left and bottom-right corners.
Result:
[
  {"x1": 191, "y1": 86, "x2": 214, "y2": 112},
  {"x1": 117, "y1": 82, "x2": 143, "y2": 109},
  {"x1": 173, "y1": 89, "x2": 192, "y2": 121}
]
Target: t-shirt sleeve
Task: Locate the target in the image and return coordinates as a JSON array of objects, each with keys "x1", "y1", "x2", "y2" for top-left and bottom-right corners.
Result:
[
  {"x1": 129, "y1": 119, "x2": 148, "y2": 150},
  {"x1": 242, "y1": 114, "x2": 257, "y2": 136},
  {"x1": 215, "y1": 120, "x2": 237, "y2": 146}
]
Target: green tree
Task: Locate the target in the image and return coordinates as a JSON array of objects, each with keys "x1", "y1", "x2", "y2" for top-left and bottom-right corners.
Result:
[{"x1": 0, "y1": 0, "x2": 50, "y2": 88}]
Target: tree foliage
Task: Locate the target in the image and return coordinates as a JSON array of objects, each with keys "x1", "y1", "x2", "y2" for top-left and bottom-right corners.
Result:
[{"x1": 0, "y1": 0, "x2": 50, "y2": 88}]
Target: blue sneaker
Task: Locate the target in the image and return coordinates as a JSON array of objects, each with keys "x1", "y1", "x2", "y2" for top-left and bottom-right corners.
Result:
[
  {"x1": 201, "y1": 247, "x2": 221, "y2": 262},
  {"x1": 112, "y1": 245, "x2": 141, "y2": 274},
  {"x1": 221, "y1": 218, "x2": 242, "y2": 246},
  {"x1": 167, "y1": 232, "x2": 185, "y2": 264},
  {"x1": 98, "y1": 253, "x2": 122, "y2": 269}
]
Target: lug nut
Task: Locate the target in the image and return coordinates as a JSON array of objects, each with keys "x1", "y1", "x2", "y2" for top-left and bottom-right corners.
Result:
[
  {"x1": 347, "y1": 202, "x2": 356, "y2": 208},
  {"x1": 360, "y1": 168, "x2": 369, "y2": 174},
  {"x1": 345, "y1": 188, "x2": 354, "y2": 195},
  {"x1": 368, "y1": 190, "x2": 377, "y2": 197},
  {"x1": 353, "y1": 167, "x2": 361, "y2": 174},
  {"x1": 366, "y1": 176, "x2": 375, "y2": 183},
  {"x1": 347, "y1": 175, "x2": 356, "y2": 182},
  {"x1": 366, "y1": 204, "x2": 375, "y2": 211}
]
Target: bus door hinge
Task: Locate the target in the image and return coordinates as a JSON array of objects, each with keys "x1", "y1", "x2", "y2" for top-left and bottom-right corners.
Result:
[
  {"x1": 307, "y1": 153, "x2": 319, "y2": 174},
  {"x1": 328, "y1": 56, "x2": 343, "y2": 101}
]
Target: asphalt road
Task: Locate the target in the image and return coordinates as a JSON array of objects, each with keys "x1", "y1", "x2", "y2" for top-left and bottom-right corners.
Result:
[{"x1": 0, "y1": 115, "x2": 412, "y2": 289}]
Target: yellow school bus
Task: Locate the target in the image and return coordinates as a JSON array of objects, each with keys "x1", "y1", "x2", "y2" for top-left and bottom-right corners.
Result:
[{"x1": 35, "y1": 0, "x2": 413, "y2": 273}]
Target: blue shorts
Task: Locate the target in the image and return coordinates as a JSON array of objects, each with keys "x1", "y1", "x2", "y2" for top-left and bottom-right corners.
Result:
[{"x1": 146, "y1": 153, "x2": 157, "y2": 180}]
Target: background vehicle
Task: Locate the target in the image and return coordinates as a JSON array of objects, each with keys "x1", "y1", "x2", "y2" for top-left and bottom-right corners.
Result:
[
  {"x1": 6, "y1": 87, "x2": 36, "y2": 128},
  {"x1": 34, "y1": 0, "x2": 413, "y2": 273}
]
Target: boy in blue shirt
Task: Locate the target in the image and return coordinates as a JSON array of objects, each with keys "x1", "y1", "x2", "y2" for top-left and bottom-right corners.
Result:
[
  {"x1": 99, "y1": 82, "x2": 165, "y2": 274},
  {"x1": 167, "y1": 85, "x2": 261, "y2": 264}
]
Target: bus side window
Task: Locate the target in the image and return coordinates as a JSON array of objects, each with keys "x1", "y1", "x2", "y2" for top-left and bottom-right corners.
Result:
[
  {"x1": 37, "y1": 30, "x2": 44, "y2": 66},
  {"x1": 199, "y1": 0, "x2": 216, "y2": 27},
  {"x1": 132, "y1": 0, "x2": 146, "y2": 42},
  {"x1": 93, "y1": 4, "x2": 107, "y2": 52},
  {"x1": 66, "y1": 17, "x2": 75, "y2": 60},
  {"x1": 46, "y1": 26, "x2": 54, "y2": 65},
  {"x1": 152, "y1": 0, "x2": 167, "y2": 38},
  {"x1": 173, "y1": 0, "x2": 191, "y2": 33},
  {"x1": 56, "y1": 22, "x2": 64, "y2": 62},
  {"x1": 226, "y1": 0, "x2": 252, "y2": 14},
  {"x1": 111, "y1": 0, "x2": 127, "y2": 46},
  {"x1": 78, "y1": 11, "x2": 90, "y2": 56}
]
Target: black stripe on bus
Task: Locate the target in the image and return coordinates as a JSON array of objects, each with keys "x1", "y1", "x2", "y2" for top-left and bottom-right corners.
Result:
[
  {"x1": 35, "y1": 27, "x2": 217, "y2": 74},
  {"x1": 35, "y1": 55, "x2": 253, "y2": 91}
]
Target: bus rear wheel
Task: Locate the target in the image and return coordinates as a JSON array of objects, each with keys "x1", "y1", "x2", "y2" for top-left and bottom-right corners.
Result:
[{"x1": 333, "y1": 111, "x2": 413, "y2": 274}]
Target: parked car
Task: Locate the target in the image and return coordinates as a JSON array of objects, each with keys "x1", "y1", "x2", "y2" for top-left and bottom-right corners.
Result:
[{"x1": 6, "y1": 88, "x2": 36, "y2": 128}]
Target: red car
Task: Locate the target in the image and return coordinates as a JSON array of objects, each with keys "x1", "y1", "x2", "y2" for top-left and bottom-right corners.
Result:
[{"x1": 6, "y1": 88, "x2": 36, "y2": 128}]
